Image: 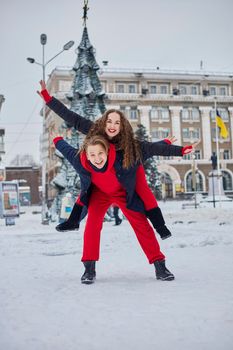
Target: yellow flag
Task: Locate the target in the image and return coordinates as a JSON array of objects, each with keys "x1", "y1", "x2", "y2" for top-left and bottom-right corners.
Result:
[{"x1": 216, "y1": 111, "x2": 228, "y2": 139}]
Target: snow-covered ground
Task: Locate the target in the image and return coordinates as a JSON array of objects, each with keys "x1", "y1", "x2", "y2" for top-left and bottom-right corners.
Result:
[{"x1": 0, "y1": 201, "x2": 233, "y2": 350}]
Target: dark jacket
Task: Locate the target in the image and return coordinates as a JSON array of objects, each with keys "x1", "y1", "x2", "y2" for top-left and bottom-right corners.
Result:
[
  {"x1": 55, "y1": 139, "x2": 146, "y2": 212},
  {"x1": 47, "y1": 97, "x2": 184, "y2": 158}
]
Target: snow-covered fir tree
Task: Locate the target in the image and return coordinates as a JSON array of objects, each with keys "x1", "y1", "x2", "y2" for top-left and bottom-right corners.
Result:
[
  {"x1": 135, "y1": 124, "x2": 161, "y2": 197},
  {"x1": 50, "y1": 8, "x2": 106, "y2": 220}
]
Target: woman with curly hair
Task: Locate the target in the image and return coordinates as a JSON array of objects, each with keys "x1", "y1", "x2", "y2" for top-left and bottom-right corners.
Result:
[{"x1": 38, "y1": 81, "x2": 196, "y2": 239}]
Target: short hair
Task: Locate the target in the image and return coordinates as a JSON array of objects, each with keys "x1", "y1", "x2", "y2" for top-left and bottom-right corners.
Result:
[{"x1": 81, "y1": 135, "x2": 110, "y2": 154}]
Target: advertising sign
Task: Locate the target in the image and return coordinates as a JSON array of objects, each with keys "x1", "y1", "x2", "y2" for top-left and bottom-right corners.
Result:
[{"x1": 0, "y1": 181, "x2": 20, "y2": 218}]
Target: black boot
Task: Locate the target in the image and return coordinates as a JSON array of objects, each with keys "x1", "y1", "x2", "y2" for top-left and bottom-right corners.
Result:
[
  {"x1": 154, "y1": 260, "x2": 175, "y2": 281},
  {"x1": 146, "y1": 207, "x2": 172, "y2": 240},
  {"x1": 81, "y1": 261, "x2": 96, "y2": 284},
  {"x1": 114, "y1": 218, "x2": 122, "y2": 226},
  {"x1": 56, "y1": 203, "x2": 83, "y2": 232},
  {"x1": 113, "y1": 206, "x2": 122, "y2": 225}
]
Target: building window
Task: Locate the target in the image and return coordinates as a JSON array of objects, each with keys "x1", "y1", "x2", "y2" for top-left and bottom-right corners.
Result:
[
  {"x1": 210, "y1": 108, "x2": 229, "y2": 122},
  {"x1": 178, "y1": 84, "x2": 199, "y2": 95},
  {"x1": 182, "y1": 128, "x2": 200, "y2": 141},
  {"x1": 101, "y1": 81, "x2": 106, "y2": 91},
  {"x1": 191, "y1": 86, "x2": 198, "y2": 95},
  {"x1": 219, "y1": 87, "x2": 226, "y2": 96},
  {"x1": 223, "y1": 150, "x2": 230, "y2": 159},
  {"x1": 218, "y1": 108, "x2": 229, "y2": 121},
  {"x1": 209, "y1": 86, "x2": 216, "y2": 95},
  {"x1": 181, "y1": 108, "x2": 189, "y2": 121},
  {"x1": 179, "y1": 85, "x2": 187, "y2": 95},
  {"x1": 120, "y1": 106, "x2": 126, "y2": 113},
  {"x1": 0, "y1": 136, "x2": 4, "y2": 153},
  {"x1": 150, "y1": 107, "x2": 159, "y2": 120},
  {"x1": 160, "y1": 85, "x2": 168, "y2": 94},
  {"x1": 222, "y1": 171, "x2": 233, "y2": 190},
  {"x1": 181, "y1": 108, "x2": 200, "y2": 122},
  {"x1": 150, "y1": 107, "x2": 170, "y2": 121},
  {"x1": 192, "y1": 107, "x2": 200, "y2": 121},
  {"x1": 186, "y1": 171, "x2": 204, "y2": 192},
  {"x1": 128, "y1": 84, "x2": 136, "y2": 93},
  {"x1": 116, "y1": 84, "x2": 125, "y2": 93},
  {"x1": 129, "y1": 108, "x2": 138, "y2": 120},
  {"x1": 194, "y1": 150, "x2": 201, "y2": 159},
  {"x1": 151, "y1": 128, "x2": 170, "y2": 141},
  {"x1": 211, "y1": 127, "x2": 219, "y2": 139},
  {"x1": 161, "y1": 107, "x2": 170, "y2": 120},
  {"x1": 160, "y1": 173, "x2": 173, "y2": 198},
  {"x1": 150, "y1": 85, "x2": 157, "y2": 94},
  {"x1": 183, "y1": 153, "x2": 192, "y2": 160},
  {"x1": 183, "y1": 150, "x2": 201, "y2": 160}
]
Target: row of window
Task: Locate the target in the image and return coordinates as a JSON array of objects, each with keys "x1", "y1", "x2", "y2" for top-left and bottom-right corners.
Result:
[
  {"x1": 151, "y1": 127, "x2": 201, "y2": 142},
  {"x1": 120, "y1": 106, "x2": 231, "y2": 122},
  {"x1": 151, "y1": 126, "x2": 230, "y2": 144},
  {"x1": 157, "y1": 150, "x2": 231, "y2": 161},
  {"x1": 114, "y1": 83, "x2": 230, "y2": 96},
  {"x1": 183, "y1": 149, "x2": 231, "y2": 160},
  {"x1": 58, "y1": 80, "x2": 230, "y2": 97}
]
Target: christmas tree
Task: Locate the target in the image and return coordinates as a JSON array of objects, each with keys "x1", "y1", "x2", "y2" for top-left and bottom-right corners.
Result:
[
  {"x1": 50, "y1": 2, "x2": 106, "y2": 220},
  {"x1": 135, "y1": 124, "x2": 161, "y2": 197}
]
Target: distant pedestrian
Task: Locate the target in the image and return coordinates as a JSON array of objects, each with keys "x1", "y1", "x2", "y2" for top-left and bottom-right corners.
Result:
[{"x1": 113, "y1": 205, "x2": 122, "y2": 226}]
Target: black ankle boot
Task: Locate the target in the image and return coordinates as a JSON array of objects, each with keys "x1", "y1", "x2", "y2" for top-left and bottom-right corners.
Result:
[
  {"x1": 146, "y1": 207, "x2": 172, "y2": 240},
  {"x1": 81, "y1": 261, "x2": 96, "y2": 284},
  {"x1": 114, "y1": 218, "x2": 122, "y2": 226},
  {"x1": 154, "y1": 260, "x2": 175, "y2": 281},
  {"x1": 56, "y1": 203, "x2": 83, "y2": 232}
]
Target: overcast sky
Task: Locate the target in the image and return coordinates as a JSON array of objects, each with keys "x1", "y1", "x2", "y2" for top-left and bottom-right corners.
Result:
[{"x1": 1, "y1": 0, "x2": 233, "y2": 165}]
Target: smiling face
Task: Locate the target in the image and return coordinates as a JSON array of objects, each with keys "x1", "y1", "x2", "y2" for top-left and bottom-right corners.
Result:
[
  {"x1": 104, "y1": 112, "x2": 121, "y2": 139},
  {"x1": 86, "y1": 143, "x2": 108, "y2": 169}
]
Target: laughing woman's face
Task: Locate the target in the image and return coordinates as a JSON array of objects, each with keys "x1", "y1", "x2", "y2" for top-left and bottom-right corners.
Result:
[{"x1": 105, "y1": 112, "x2": 121, "y2": 139}]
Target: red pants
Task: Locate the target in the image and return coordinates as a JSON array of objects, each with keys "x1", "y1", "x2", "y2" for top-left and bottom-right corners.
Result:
[
  {"x1": 81, "y1": 189, "x2": 165, "y2": 264},
  {"x1": 76, "y1": 165, "x2": 158, "y2": 211},
  {"x1": 135, "y1": 165, "x2": 158, "y2": 210}
]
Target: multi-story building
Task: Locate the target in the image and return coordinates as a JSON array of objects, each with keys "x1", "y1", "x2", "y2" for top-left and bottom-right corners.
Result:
[
  {"x1": 5, "y1": 166, "x2": 41, "y2": 205},
  {"x1": 0, "y1": 94, "x2": 6, "y2": 181},
  {"x1": 44, "y1": 66, "x2": 233, "y2": 199}
]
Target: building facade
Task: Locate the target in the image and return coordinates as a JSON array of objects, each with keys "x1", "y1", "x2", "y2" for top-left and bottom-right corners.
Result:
[
  {"x1": 0, "y1": 94, "x2": 6, "y2": 181},
  {"x1": 44, "y1": 67, "x2": 233, "y2": 199},
  {"x1": 5, "y1": 166, "x2": 41, "y2": 205}
]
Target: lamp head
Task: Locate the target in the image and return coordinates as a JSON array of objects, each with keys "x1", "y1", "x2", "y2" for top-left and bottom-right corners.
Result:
[
  {"x1": 63, "y1": 40, "x2": 74, "y2": 50},
  {"x1": 40, "y1": 34, "x2": 47, "y2": 45},
  {"x1": 27, "y1": 57, "x2": 35, "y2": 64}
]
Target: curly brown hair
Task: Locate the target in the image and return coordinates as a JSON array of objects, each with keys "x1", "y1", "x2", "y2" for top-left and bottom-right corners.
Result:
[{"x1": 84, "y1": 109, "x2": 142, "y2": 168}]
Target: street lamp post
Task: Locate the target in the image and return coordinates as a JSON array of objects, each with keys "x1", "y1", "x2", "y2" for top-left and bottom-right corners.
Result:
[
  {"x1": 27, "y1": 34, "x2": 74, "y2": 224},
  {"x1": 191, "y1": 153, "x2": 198, "y2": 209}
]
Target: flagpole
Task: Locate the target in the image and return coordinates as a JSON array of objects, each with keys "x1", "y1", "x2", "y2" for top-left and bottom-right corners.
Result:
[{"x1": 214, "y1": 97, "x2": 221, "y2": 206}]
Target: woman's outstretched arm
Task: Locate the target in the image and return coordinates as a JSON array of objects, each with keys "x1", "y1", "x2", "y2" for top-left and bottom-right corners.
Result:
[
  {"x1": 38, "y1": 80, "x2": 93, "y2": 134},
  {"x1": 140, "y1": 139, "x2": 200, "y2": 161}
]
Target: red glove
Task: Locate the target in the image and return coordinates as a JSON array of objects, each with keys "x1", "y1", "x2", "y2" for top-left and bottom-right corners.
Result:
[
  {"x1": 182, "y1": 145, "x2": 193, "y2": 155},
  {"x1": 40, "y1": 89, "x2": 52, "y2": 103},
  {"x1": 53, "y1": 136, "x2": 63, "y2": 145},
  {"x1": 164, "y1": 138, "x2": 172, "y2": 145}
]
